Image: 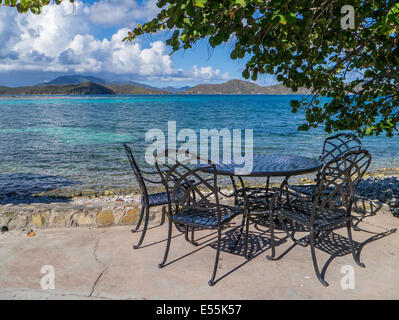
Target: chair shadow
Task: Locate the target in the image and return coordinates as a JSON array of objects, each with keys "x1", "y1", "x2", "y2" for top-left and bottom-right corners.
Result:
[
  {"x1": 138, "y1": 210, "x2": 396, "y2": 286},
  {"x1": 316, "y1": 228, "x2": 397, "y2": 279},
  {"x1": 133, "y1": 223, "x2": 223, "y2": 250},
  {"x1": 258, "y1": 217, "x2": 397, "y2": 281},
  {"x1": 227, "y1": 215, "x2": 396, "y2": 284},
  {"x1": 158, "y1": 220, "x2": 288, "y2": 285}
]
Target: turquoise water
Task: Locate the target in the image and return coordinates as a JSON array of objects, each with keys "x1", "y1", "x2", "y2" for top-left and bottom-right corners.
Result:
[{"x1": 0, "y1": 95, "x2": 398, "y2": 196}]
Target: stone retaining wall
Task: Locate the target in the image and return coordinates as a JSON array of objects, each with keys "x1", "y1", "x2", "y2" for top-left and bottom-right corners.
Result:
[
  {"x1": 0, "y1": 194, "x2": 389, "y2": 231},
  {"x1": 0, "y1": 195, "x2": 165, "y2": 230}
]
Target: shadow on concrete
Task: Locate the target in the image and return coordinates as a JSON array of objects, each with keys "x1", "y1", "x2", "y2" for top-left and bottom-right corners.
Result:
[
  {"x1": 155, "y1": 216, "x2": 396, "y2": 286},
  {"x1": 247, "y1": 217, "x2": 396, "y2": 284}
]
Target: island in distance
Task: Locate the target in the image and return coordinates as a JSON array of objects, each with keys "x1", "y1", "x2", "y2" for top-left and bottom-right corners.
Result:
[{"x1": 0, "y1": 75, "x2": 311, "y2": 95}]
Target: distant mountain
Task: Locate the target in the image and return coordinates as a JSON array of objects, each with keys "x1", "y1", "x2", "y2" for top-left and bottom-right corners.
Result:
[
  {"x1": 106, "y1": 83, "x2": 169, "y2": 95},
  {"x1": 162, "y1": 86, "x2": 191, "y2": 93},
  {"x1": 106, "y1": 80, "x2": 161, "y2": 91},
  {"x1": 0, "y1": 82, "x2": 114, "y2": 95},
  {"x1": 43, "y1": 75, "x2": 164, "y2": 92},
  {"x1": 1, "y1": 76, "x2": 313, "y2": 96},
  {"x1": 69, "y1": 82, "x2": 115, "y2": 95},
  {"x1": 44, "y1": 75, "x2": 107, "y2": 85},
  {"x1": 184, "y1": 79, "x2": 311, "y2": 95},
  {"x1": 0, "y1": 82, "x2": 170, "y2": 95}
]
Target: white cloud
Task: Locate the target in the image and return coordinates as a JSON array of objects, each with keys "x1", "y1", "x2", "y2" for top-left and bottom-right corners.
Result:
[
  {"x1": 192, "y1": 65, "x2": 230, "y2": 80},
  {"x1": 0, "y1": 1, "x2": 230, "y2": 83}
]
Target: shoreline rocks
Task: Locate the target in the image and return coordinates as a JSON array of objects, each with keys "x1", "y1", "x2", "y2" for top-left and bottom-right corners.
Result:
[
  {"x1": 0, "y1": 194, "x2": 164, "y2": 231},
  {"x1": 1, "y1": 174, "x2": 399, "y2": 231}
]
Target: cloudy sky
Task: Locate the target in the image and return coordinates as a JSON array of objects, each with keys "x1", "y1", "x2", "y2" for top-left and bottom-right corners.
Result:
[{"x1": 0, "y1": 0, "x2": 277, "y2": 87}]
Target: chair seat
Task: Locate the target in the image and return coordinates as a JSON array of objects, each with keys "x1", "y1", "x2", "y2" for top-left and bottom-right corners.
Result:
[
  {"x1": 172, "y1": 205, "x2": 242, "y2": 229},
  {"x1": 288, "y1": 184, "x2": 316, "y2": 196},
  {"x1": 288, "y1": 184, "x2": 339, "y2": 198},
  {"x1": 276, "y1": 206, "x2": 348, "y2": 229},
  {"x1": 141, "y1": 189, "x2": 183, "y2": 207}
]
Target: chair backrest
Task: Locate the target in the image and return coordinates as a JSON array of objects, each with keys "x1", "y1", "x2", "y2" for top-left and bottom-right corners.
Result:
[
  {"x1": 312, "y1": 149, "x2": 371, "y2": 214},
  {"x1": 154, "y1": 149, "x2": 221, "y2": 221},
  {"x1": 321, "y1": 133, "x2": 362, "y2": 164},
  {"x1": 123, "y1": 143, "x2": 148, "y2": 196}
]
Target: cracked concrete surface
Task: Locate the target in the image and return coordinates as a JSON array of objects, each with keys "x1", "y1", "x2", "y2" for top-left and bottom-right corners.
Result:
[
  {"x1": 89, "y1": 230, "x2": 108, "y2": 297},
  {"x1": 1, "y1": 211, "x2": 399, "y2": 300}
]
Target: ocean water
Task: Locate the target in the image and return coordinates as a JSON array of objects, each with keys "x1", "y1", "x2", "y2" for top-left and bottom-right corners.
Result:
[{"x1": 0, "y1": 95, "x2": 398, "y2": 196}]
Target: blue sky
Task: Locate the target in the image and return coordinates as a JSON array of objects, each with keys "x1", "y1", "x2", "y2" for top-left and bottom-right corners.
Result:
[{"x1": 0, "y1": 0, "x2": 277, "y2": 88}]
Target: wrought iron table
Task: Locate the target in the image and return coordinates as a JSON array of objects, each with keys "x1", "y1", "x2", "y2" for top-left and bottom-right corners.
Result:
[
  {"x1": 197, "y1": 154, "x2": 323, "y2": 192},
  {"x1": 197, "y1": 153, "x2": 323, "y2": 211},
  {"x1": 196, "y1": 153, "x2": 323, "y2": 258},
  {"x1": 197, "y1": 154, "x2": 323, "y2": 178}
]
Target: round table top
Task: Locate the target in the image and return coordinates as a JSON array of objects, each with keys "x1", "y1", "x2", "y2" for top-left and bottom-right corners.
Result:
[{"x1": 197, "y1": 154, "x2": 323, "y2": 177}]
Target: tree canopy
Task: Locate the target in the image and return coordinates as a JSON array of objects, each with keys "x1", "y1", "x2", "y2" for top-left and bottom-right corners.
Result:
[
  {"x1": 3, "y1": 0, "x2": 399, "y2": 136},
  {"x1": 0, "y1": 0, "x2": 74, "y2": 14}
]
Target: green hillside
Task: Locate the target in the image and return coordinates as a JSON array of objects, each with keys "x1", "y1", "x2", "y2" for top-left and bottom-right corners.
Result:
[
  {"x1": 0, "y1": 82, "x2": 169, "y2": 95},
  {"x1": 184, "y1": 79, "x2": 311, "y2": 94}
]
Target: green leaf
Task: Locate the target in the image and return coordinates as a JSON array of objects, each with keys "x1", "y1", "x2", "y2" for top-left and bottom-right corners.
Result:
[
  {"x1": 30, "y1": 5, "x2": 42, "y2": 15},
  {"x1": 194, "y1": 0, "x2": 207, "y2": 8},
  {"x1": 234, "y1": 0, "x2": 246, "y2": 6},
  {"x1": 179, "y1": 33, "x2": 187, "y2": 42},
  {"x1": 286, "y1": 12, "x2": 297, "y2": 24},
  {"x1": 277, "y1": 14, "x2": 287, "y2": 25},
  {"x1": 230, "y1": 50, "x2": 238, "y2": 59},
  {"x1": 183, "y1": 17, "x2": 192, "y2": 26}
]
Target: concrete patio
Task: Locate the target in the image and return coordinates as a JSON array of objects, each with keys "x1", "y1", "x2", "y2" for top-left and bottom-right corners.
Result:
[{"x1": 0, "y1": 210, "x2": 398, "y2": 300}]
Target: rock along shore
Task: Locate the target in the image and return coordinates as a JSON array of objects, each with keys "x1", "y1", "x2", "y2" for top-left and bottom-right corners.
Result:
[
  {"x1": 0, "y1": 194, "x2": 166, "y2": 231},
  {"x1": 1, "y1": 171, "x2": 399, "y2": 232}
]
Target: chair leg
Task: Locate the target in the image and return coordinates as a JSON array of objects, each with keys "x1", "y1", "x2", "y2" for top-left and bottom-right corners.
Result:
[
  {"x1": 190, "y1": 228, "x2": 198, "y2": 246},
  {"x1": 228, "y1": 214, "x2": 246, "y2": 252},
  {"x1": 132, "y1": 206, "x2": 145, "y2": 233},
  {"x1": 347, "y1": 221, "x2": 365, "y2": 268},
  {"x1": 184, "y1": 226, "x2": 198, "y2": 246},
  {"x1": 159, "y1": 219, "x2": 173, "y2": 268},
  {"x1": 208, "y1": 227, "x2": 222, "y2": 286},
  {"x1": 278, "y1": 214, "x2": 309, "y2": 247},
  {"x1": 160, "y1": 206, "x2": 166, "y2": 226},
  {"x1": 309, "y1": 230, "x2": 329, "y2": 286},
  {"x1": 351, "y1": 218, "x2": 360, "y2": 231},
  {"x1": 266, "y1": 212, "x2": 276, "y2": 260},
  {"x1": 133, "y1": 206, "x2": 150, "y2": 249},
  {"x1": 184, "y1": 225, "x2": 190, "y2": 242},
  {"x1": 244, "y1": 212, "x2": 251, "y2": 260}
]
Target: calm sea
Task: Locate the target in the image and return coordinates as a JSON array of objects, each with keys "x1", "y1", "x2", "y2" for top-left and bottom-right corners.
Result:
[{"x1": 0, "y1": 95, "x2": 398, "y2": 196}]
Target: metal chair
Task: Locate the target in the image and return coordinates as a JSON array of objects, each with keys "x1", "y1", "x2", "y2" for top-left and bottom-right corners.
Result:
[
  {"x1": 124, "y1": 143, "x2": 184, "y2": 249},
  {"x1": 288, "y1": 133, "x2": 362, "y2": 195},
  {"x1": 267, "y1": 149, "x2": 372, "y2": 286},
  {"x1": 155, "y1": 149, "x2": 249, "y2": 286}
]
